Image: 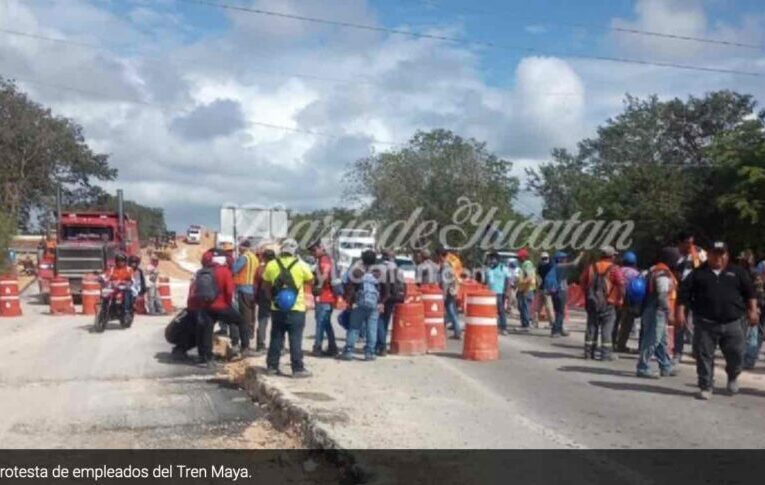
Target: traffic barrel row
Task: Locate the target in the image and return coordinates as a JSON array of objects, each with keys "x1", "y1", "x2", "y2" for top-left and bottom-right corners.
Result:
[{"x1": 0, "y1": 276, "x2": 22, "y2": 318}]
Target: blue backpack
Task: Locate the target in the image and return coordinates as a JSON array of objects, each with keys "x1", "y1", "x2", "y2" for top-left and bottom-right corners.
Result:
[
  {"x1": 543, "y1": 265, "x2": 560, "y2": 293},
  {"x1": 626, "y1": 275, "x2": 647, "y2": 307},
  {"x1": 356, "y1": 271, "x2": 380, "y2": 310}
]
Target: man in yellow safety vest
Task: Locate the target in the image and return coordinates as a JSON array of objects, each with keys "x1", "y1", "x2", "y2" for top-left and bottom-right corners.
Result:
[{"x1": 232, "y1": 239, "x2": 260, "y2": 355}]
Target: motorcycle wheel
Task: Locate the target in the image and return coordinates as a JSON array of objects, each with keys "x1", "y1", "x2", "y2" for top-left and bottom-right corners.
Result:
[
  {"x1": 120, "y1": 311, "x2": 134, "y2": 329},
  {"x1": 93, "y1": 304, "x2": 107, "y2": 333}
]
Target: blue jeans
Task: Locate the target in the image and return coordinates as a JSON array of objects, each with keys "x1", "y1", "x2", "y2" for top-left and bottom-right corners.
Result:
[
  {"x1": 313, "y1": 303, "x2": 337, "y2": 351},
  {"x1": 377, "y1": 302, "x2": 394, "y2": 352},
  {"x1": 637, "y1": 302, "x2": 673, "y2": 374},
  {"x1": 445, "y1": 294, "x2": 461, "y2": 336},
  {"x1": 517, "y1": 290, "x2": 534, "y2": 327},
  {"x1": 496, "y1": 294, "x2": 507, "y2": 331},
  {"x1": 551, "y1": 290, "x2": 567, "y2": 334},
  {"x1": 745, "y1": 323, "x2": 763, "y2": 368},
  {"x1": 344, "y1": 306, "x2": 379, "y2": 357}
]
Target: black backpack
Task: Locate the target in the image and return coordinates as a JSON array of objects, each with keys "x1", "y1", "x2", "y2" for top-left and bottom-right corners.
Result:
[
  {"x1": 585, "y1": 264, "x2": 613, "y2": 314},
  {"x1": 271, "y1": 258, "x2": 299, "y2": 299},
  {"x1": 192, "y1": 268, "x2": 218, "y2": 304}
]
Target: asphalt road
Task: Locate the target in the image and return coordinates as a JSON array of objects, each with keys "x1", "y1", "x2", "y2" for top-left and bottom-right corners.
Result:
[
  {"x1": 0, "y1": 286, "x2": 282, "y2": 449},
  {"x1": 428, "y1": 311, "x2": 765, "y2": 448}
]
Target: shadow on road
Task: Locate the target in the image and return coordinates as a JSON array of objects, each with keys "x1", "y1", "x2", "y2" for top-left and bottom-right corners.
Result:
[
  {"x1": 558, "y1": 365, "x2": 635, "y2": 377},
  {"x1": 682, "y1": 383, "x2": 765, "y2": 398},
  {"x1": 589, "y1": 380, "x2": 697, "y2": 397},
  {"x1": 521, "y1": 350, "x2": 578, "y2": 360},
  {"x1": 154, "y1": 351, "x2": 196, "y2": 366}
]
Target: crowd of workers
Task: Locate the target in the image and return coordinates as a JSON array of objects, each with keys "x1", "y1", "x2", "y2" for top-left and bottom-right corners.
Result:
[{"x1": 163, "y1": 230, "x2": 764, "y2": 400}]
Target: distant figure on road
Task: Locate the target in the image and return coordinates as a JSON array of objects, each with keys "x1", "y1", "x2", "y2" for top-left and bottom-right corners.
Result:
[
  {"x1": 377, "y1": 250, "x2": 402, "y2": 356},
  {"x1": 261, "y1": 239, "x2": 314, "y2": 377},
  {"x1": 636, "y1": 247, "x2": 680, "y2": 379},
  {"x1": 534, "y1": 252, "x2": 555, "y2": 328},
  {"x1": 515, "y1": 248, "x2": 537, "y2": 331},
  {"x1": 739, "y1": 250, "x2": 765, "y2": 369},
  {"x1": 485, "y1": 252, "x2": 511, "y2": 336},
  {"x1": 145, "y1": 255, "x2": 165, "y2": 315},
  {"x1": 674, "y1": 231, "x2": 707, "y2": 365},
  {"x1": 415, "y1": 249, "x2": 440, "y2": 285},
  {"x1": 548, "y1": 251, "x2": 577, "y2": 338},
  {"x1": 232, "y1": 240, "x2": 259, "y2": 352},
  {"x1": 580, "y1": 245, "x2": 625, "y2": 361},
  {"x1": 254, "y1": 247, "x2": 276, "y2": 353},
  {"x1": 436, "y1": 248, "x2": 462, "y2": 340},
  {"x1": 340, "y1": 249, "x2": 387, "y2": 361},
  {"x1": 615, "y1": 251, "x2": 642, "y2": 353},
  {"x1": 309, "y1": 241, "x2": 339, "y2": 357},
  {"x1": 677, "y1": 242, "x2": 758, "y2": 400}
]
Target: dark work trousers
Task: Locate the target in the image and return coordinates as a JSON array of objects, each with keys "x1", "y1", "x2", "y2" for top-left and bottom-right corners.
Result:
[
  {"x1": 616, "y1": 306, "x2": 639, "y2": 351},
  {"x1": 377, "y1": 301, "x2": 395, "y2": 352},
  {"x1": 585, "y1": 305, "x2": 617, "y2": 358},
  {"x1": 195, "y1": 310, "x2": 215, "y2": 361},
  {"x1": 267, "y1": 310, "x2": 306, "y2": 372},
  {"x1": 693, "y1": 317, "x2": 746, "y2": 391},
  {"x1": 208, "y1": 306, "x2": 249, "y2": 350},
  {"x1": 166, "y1": 309, "x2": 197, "y2": 352},
  {"x1": 256, "y1": 302, "x2": 271, "y2": 350},
  {"x1": 236, "y1": 290, "x2": 255, "y2": 344}
]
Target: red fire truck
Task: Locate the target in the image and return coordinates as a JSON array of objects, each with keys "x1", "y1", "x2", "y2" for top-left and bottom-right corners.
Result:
[{"x1": 37, "y1": 189, "x2": 141, "y2": 302}]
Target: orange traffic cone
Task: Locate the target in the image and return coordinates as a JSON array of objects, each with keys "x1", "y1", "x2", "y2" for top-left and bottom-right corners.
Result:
[
  {"x1": 462, "y1": 288, "x2": 499, "y2": 361},
  {"x1": 390, "y1": 302, "x2": 427, "y2": 356}
]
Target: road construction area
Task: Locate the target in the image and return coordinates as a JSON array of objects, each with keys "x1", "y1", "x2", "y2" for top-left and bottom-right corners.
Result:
[{"x1": 0, "y1": 280, "x2": 303, "y2": 450}]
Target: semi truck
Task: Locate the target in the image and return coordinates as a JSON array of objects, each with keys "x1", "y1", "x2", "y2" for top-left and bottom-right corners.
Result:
[
  {"x1": 37, "y1": 189, "x2": 140, "y2": 301},
  {"x1": 216, "y1": 204, "x2": 289, "y2": 250}
]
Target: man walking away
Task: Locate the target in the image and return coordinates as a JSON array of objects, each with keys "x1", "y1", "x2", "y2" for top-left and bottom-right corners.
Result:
[
  {"x1": 615, "y1": 251, "x2": 642, "y2": 353},
  {"x1": 309, "y1": 241, "x2": 339, "y2": 357},
  {"x1": 377, "y1": 250, "x2": 403, "y2": 356},
  {"x1": 581, "y1": 246, "x2": 625, "y2": 361},
  {"x1": 549, "y1": 251, "x2": 576, "y2": 338},
  {"x1": 254, "y1": 248, "x2": 275, "y2": 353},
  {"x1": 516, "y1": 248, "x2": 537, "y2": 331},
  {"x1": 261, "y1": 239, "x2": 314, "y2": 377},
  {"x1": 740, "y1": 250, "x2": 765, "y2": 369},
  {"x1": 340, "y1": 250, "x2": 387, "y2": 361},
  {"x1": 232, "y1": 240, "x2": 259, "y2": 355},
  {"x1": 534, "y1": 252, "x2": 556, "y2": 328},
  {"x1": 437, "y1": 248, "x2": 462, "y2": 339},
  {"x1": 677, "y1": 242, "x2": 758, "y2": 400},
  {"x1": 675, "y1": 231, "x2": 707, "y2": 364},
  {"x1": 636, "y1": 247, "x2": 679, "y2": 379},
  {"x1": 485, "y1": 252, "x2": 511, "y2": 336}
]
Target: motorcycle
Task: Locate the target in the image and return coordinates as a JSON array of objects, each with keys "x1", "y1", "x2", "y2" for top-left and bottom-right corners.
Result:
[{"x1": 93, "y1": 282, "x2": 134, "y2": 333}]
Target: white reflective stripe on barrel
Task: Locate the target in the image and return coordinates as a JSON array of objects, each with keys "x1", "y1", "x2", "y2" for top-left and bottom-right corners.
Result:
[
  {"x1": 49, "y1": 296, "x2": 72, "y2": 301},
  {"x1": 0, "y1": 281, "x2": 19, "y2": 285},
  {"x1": 160, "y1": 296, "x2": 172, "y2": 300},
  {"x1": 466, "y1": 296, "x2": 495, "y2": 306},
  {"x1": 0, "y1": 295, "x2": 20, "y2": 300},
  {"x1": 81, "y1": 290, "x2": 101, "y2": 296},
  {"x1": 421, "y1": 294, "x2": 443, "y2": 301},
  {"x1": 424, "y1": 317, "x2": 444, "y2": 325},
  {"x1": 464, "y1": 316, "x2": 497, "y2": 326},
  {"x1": 50, "y1": 282, "x2": 70, "y2": 288}
]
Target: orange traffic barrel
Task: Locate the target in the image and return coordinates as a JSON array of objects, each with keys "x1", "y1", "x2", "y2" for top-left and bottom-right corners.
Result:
[
  {"x1": 81, "y1": 275, "x2": 100, "y2": 315},
  {"x1": 459, "y1": 279, "x2": 482, "y2": 314},
  {"x1": 0, "y1": 276, "x2": 22, "y2": 317},
  {"x1": 390, "y1": 302, "x2": 427, "y2": 356},
  {"x1": 158, "y1": 276, "x2": 173, "y2": 313},
  {"x1": 420, "y1": 284, "x2": 446, "y2": 351},
  {"x1": 463, "y1": 288, "x2": 499, "y2": 361},
  {"x1": 49, "y1": 276, "x2": 75, "y2": 315},
  {"x1": 404, "y1": 282, "x2": 421, "y2": 304}
]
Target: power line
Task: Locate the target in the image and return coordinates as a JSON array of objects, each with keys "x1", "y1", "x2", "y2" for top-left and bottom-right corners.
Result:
[
  {"x1": 177, "y1": 0, "x2": 761, "y2": 77},
  {"x1": 412, "y1": 0, "x2": 763, "y2": 51},
  {"x1": 0, "y1": 27, "x2": 585, "y2": 97},
  {"x1": 2, "y1": 73, "x2": 403, "y2": 146}
]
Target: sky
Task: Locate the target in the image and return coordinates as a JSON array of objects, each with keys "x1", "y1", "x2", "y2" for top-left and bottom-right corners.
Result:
[{"x1": 1, "y1": 0, "x2": 764, "y2": 231}]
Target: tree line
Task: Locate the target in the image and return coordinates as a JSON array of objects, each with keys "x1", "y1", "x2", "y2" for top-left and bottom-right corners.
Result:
[{"x1": 0, "y1": 78, "x2": 167, "y2": 270}]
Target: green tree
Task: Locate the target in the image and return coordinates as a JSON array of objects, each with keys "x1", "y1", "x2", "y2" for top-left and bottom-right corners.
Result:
[
  {"x1": 527, "y1": 91, "x2": 760, "y2": 262},
  {"x1": 0, "y1": 78, "x2": 116, "y2": 231},
  {"x1": 344, "y1": 129, "x2": 520, "y2": 258}
]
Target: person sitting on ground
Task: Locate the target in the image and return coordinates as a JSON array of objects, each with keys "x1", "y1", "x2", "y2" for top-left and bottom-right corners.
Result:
[{"x1": 636, "y1": 247, "x2": 680, "y2": 379}]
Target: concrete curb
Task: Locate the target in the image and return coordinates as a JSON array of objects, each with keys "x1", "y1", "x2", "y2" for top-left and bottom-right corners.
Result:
[
  {"x1": 242, "y1": 364, "x2": 344, "y2": 450},
  {"x1": 242, "y1": 364, "x2": 367, "y2": 480}
]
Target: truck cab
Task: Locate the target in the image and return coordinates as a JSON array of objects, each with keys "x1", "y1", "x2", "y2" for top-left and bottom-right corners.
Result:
[{"x1": 334, "y1": 229, "x2": 376, "y2": 275}]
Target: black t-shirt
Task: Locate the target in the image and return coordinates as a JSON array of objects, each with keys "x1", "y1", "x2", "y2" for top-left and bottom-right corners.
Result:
[{"x1": 678, "y1": 263, "x2": 756, "y2": 323}]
